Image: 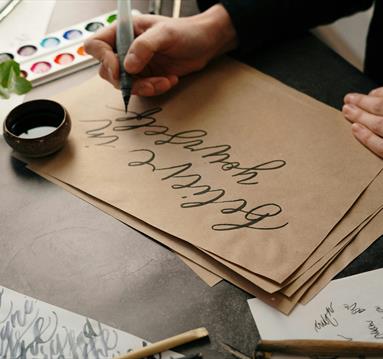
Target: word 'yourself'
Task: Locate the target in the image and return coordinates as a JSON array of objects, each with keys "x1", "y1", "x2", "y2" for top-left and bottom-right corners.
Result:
[{"x1": 82, "y1": 108, "x2": 288, "y2": 232}]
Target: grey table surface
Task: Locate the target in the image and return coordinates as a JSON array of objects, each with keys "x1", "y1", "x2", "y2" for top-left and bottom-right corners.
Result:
[{"x1": 1, "y1": 1, "x2": 383, "y2": 359}]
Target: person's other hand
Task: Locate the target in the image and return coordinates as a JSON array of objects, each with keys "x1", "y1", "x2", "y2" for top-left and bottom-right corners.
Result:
[
  {"x1": 84, "y1": 4, "x2": 237, "y2": 96},
  {"x1": 343, "y1": 87, "x2": 383, "y2": 158}
]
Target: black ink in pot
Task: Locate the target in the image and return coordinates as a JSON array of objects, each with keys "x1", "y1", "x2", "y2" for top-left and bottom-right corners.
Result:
[{"x1": 3, "y1": 99, "x2": 71, "y2": 157}]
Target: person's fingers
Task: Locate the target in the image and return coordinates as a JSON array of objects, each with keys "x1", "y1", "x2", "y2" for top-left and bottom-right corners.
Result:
[
  {"x1": 98, "y1": 56, "x2": 120, "y2": 89},
  {"x1": 351, "y1": 123, "x2": 383, "y2": 158},
  {"x1": 369, "y1": 87, "x2": 383, "y2": 97},
  {"x1": 84, "y1": 24, "x2": 120, "y2": 86},
  {"x1": 132, "y1": 75, "x2": 178, "y2": 96},
  {"x1": 344, "y1": 92, "x2": 383, "y2": 115},
  {"x1": 99, "y1": 65, "x2": 119, "y2": 89},
  {"x1": 95, "y1": 51, "x2": 119, "y2": 87},
  {"x1": 84, "y1": 24, "x2": 116, "y2": 57},
  {"x1": 133, "y1": 14, "x2": 168, "y2": 36},
  {"x1": 124, "y1": 22, "x2": 177, "y2": 74},
  {"x1": 343, "y1": 104, "x2": 383, "y2": 137}
]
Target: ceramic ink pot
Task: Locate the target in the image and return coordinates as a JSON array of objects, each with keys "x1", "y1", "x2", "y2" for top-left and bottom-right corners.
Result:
[{"x1": 3, "y1": 99, "x2": 71, "y2": 157}]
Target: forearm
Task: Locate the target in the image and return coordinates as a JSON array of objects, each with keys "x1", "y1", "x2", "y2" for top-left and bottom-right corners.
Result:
[
  {"x1": 197, "y1": 0, "x2": 374, "y2": 53},
  {"x1": 191, "y1": 4, "x2": 237, "y2": 59}
]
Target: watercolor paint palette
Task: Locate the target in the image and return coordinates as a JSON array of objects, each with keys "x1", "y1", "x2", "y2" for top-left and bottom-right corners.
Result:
[{"x1": 0, "y1": 11, "x2": 122, "y2": 86}]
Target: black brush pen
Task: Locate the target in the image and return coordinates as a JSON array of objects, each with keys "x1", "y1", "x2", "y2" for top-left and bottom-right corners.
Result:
[{"x1": 117, "y1": 0, "x2": 134, "y2": 112}]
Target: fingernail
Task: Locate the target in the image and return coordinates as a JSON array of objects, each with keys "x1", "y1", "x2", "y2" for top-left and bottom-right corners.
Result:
[
  {"x1": 108, "y1": 67, "x2": 114, "y2": 80},
  {"x1": 345, "y1": 94, "x2": 358, "y2": 103},
  {"x1": 351, "y1": 123, "x2": 363, "y2": 132},
  {"x1": 125, "y1": 53, "x2": 140, "y2": 72},
  {"x1": 343, "y1": 104, "x2": 356, "y2": 112}
]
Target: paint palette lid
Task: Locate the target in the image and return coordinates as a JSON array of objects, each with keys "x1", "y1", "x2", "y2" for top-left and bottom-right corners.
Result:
[{"x1": 3, "y1": 99, "x2": 71, "y2": 157}]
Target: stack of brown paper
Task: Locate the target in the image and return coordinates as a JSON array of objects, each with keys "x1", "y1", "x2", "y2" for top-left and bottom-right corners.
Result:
[{"x1": 22, "y1": 58, "x2": 383, "y2": 314}]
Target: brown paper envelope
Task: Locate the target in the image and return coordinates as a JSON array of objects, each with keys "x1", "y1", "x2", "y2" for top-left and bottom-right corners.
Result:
[
  {"x1": 201, "y1": 210, "x2": 374, "y2": 296},
  {"x1": 191, "y1": 167, "x2": 383, "y2": 294},
  {"x1": 281, "y1": 208, "x2": 381, "y2": 297},
  {"x1": 29, "y1": 166, "x2": 381, "y2": 315},
  {"x1": 195, "y1": 168, "x2": 383, "y2": 293},
  {"x1": 197, "y1": 208, "x2": 378, "y2": 310},
  {"x1": 256, "y1": 220, "x2": 378, "y2": 314},
  {"x1": 178, "y1": 254, "x2": 222, "y2": 287},
  {"x1": 280, "y1": 170, "x2": 383, "y2": 287},
  {"x1": 27, "y1": 149, "x2": 381, "y2": 296},
  {"x1": 168, "y1": 67, "x2": 383, "y2": 292},
  {"x1": 283, "y1": 232, "x2": 361, "y2": 297},
  {"x1": 24, "y1": 58, "x2": 383, "y2": 283},
  {"x1": 27, "y1": 154, "x2": 382, "y2": 296},
  {"x1": 300, "y1": 208, "x2": 383, "y2": 305},
  {"x1": 262, "y1": 207, "x2": 383, "y2": 312},
  {"x1": 27, "y1": 166, "x2": 300, "y2": 313}
]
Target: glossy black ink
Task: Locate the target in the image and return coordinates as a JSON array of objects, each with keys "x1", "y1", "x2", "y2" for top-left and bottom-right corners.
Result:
[
  {"x1": 86, "y1": 108, "x2": 287, "y2": 186},
  {"x1": 128, "y1": 149, "x2": 288, "y2": 231},
  {"x1": 82, "y1": 108, "x2": 289, "y2": 232}
]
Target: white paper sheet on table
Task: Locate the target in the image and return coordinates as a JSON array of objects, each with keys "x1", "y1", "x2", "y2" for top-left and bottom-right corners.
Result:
[
  {"x1": 248, "y1": 268, "x2": 383, "y2": 358},
  {"x1": 0, "y1": 285, "x2": 182, "y2": 358},
  {"x1": 0, "y1": 0, "x2": 56, "y2": 133}
]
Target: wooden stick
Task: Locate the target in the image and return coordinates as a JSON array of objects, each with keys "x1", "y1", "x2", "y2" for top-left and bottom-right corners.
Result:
[
  {"x1": 114, "y1": 327, "x2": 209, "y2": 359},
  {"x1": 256, "y1": 339, "x2": 383, "y2": 356}
]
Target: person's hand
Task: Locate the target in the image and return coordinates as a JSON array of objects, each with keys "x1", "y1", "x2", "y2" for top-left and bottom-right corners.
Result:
[
  {"x1": 343, "y1": 87, "x2": 383, "y2": 158},
  {"x1": 84, "y1": 4, "x2": 237, "y2": 97}
]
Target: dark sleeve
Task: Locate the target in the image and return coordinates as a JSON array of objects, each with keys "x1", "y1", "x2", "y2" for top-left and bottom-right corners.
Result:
[
  {"x1": 197, "y1": 0, "x2": 374, "y2": 54},
  {"x1": 365, "y1": 1, "x2": 382, "y2": 85}
]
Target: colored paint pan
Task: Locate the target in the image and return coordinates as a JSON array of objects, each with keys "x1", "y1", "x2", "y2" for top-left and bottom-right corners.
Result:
[
  {"x1": 54, "y1": 53, "x2": 75, "y2": 65},
  {"x1": 31, "y1": 61, "x2": 51, "y2": 74},
  {"x1": 0, "y1": 10, "x2": 137, "y2": 87},
  {"x1": 41, "y1": 37, "x2": 60, "y2": 48},
  {"x1": 0, "y1": 52, "x2": 14, "y2": 62},
  {"x1": 77, "y1": 46, "x2": 87, "y2": 56},
  {"x1": 85, "y1": 22, "x2": 104, "y2": 32},
  {"x1": 63, "y1": 29, "x2": 83, "y2": 40},
  {"x1": 17, "y1": 45, "x2": 37, "y2": 56},
  {"x1": 106, "y1": 14, "x2": 117, "y2": 23}
]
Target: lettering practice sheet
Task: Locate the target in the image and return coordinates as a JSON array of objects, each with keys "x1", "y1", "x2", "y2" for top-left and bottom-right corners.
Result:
[
  {"x1": 248, "y1": 269, "x2": 383, "y2": 358},
  {"x1": 0, "y1": 286, "x2": 181, "y2": 359}
]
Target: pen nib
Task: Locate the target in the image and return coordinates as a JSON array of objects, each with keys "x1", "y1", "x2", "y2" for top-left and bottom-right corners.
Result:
[{"x1": 123, "y1": 94, "x2": 130, "y2": 113}]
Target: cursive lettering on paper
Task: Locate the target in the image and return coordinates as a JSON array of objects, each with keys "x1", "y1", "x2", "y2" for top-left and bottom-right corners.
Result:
[
  {"x1": 344, "y1": 302, "x2": 366, "y2": 315},
  {"x1": 80, "y1": 119, "x2": 119, "y2": 147},
  {"x1": 128, "y1": 149, "x2": 288, "y2": 231},
  {"x1": 0, "y1": 288, "x2": 177, "y2": 359},
  {"x1": 83, "y1": 108, "x2": 287, "y2": 186},
  {"x1": 80, "y1": 108, "x2": 289, "y2": 232},
  {"x1": 366, "y1": 320, "x2": 383, "y2": 339},
  {"x1": 314, "y1": 302, "x2": 339, "y2": 332}
]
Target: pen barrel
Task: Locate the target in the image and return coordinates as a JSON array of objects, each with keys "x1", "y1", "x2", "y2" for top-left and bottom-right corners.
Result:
[
  {"x1": 120, "y1": 70, "x2": 132, "y2": 92},
  {"x1": 117, "y1": 0, "x2": 134, "y2": 54},
  {"x1": 117, "y1": 0, "x2": 134, "y2": 104},
  {"x1": 256, "y1": 339, "x2": 383, "y2": 356}
]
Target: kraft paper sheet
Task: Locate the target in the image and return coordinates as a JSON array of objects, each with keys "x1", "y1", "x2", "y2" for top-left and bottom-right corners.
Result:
[
  {"x1": 23, "y1": 58, "x2": 383, "y2": 284},
  {"x1": 27, "y1": 167, "x2": 382, "y2": 314}
]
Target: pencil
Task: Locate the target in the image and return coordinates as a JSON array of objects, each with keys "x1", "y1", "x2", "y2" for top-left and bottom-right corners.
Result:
[
  {"x1": 113, "y1": 327, "x2": 208, "y2": 359},
  {"x1": 255, "y1": 339, "x2": 383, "y2": 357},
  {"x1": 117, "y1": 0, "x2": 134, "y2": 112}
]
